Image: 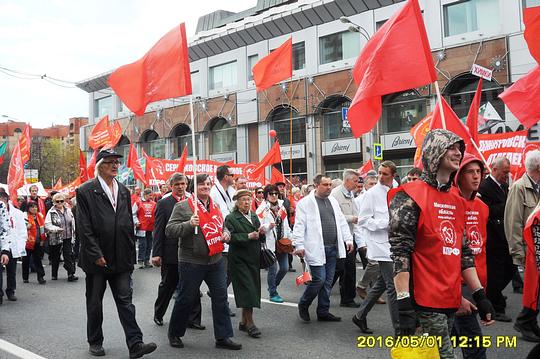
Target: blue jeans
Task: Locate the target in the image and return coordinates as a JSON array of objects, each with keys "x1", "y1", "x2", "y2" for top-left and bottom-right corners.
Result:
[
  {"x1": 267, "y1": 252, "x2": 289, "y2": 297},
  {"x1": 137, "y1": 231, "x2": 153, "y2": 262},
  {"x1": 298, "y1": 246, "x2": 337, "y2": 316},
  {"x1": 168, "y1": 258, "x2": 233, "y2": 340},
  {"x1": 451, "y1": 313, "x2": 486, "y2": 359}
]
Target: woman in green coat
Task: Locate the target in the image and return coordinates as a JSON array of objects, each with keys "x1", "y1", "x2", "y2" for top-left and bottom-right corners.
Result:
[{"x1": 225, "y1": 189, "x2": 265, "y2": 338}]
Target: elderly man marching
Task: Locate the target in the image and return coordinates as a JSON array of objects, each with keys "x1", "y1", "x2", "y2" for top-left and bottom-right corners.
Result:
[{"x1": 293, "y1": 174, "x2": 354, "y2": 322}]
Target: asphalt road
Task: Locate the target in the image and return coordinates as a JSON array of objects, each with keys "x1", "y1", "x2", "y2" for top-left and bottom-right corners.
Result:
[{"x1": 0, "y1": 259, "x2": 536, "y2": 359}]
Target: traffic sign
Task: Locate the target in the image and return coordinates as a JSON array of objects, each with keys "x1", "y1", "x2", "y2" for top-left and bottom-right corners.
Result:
[{"x1": 373, "y1": 143, "x2": 383, "y2": 160}]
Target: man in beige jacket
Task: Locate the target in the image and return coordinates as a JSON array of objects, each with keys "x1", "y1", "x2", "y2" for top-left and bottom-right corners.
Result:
[{"x1": 504, "y1": 150, "x2": 540, "y2": 267}]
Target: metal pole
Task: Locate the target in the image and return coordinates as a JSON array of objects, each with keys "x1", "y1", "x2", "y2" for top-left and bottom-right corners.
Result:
[{"x1": 189, "y1": 96, "x2": 198, "y2": 234}]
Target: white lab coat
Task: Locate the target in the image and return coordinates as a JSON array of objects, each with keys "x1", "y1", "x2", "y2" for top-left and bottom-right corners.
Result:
[
  {"x1": 258, "y1": 199, "x2": 292, "y2": 252},
  {"x1": 292, "y1": 192, "x2": 353, "y2": 266},
  {"x1": 357, "y1": 182, "x2": 391, "y2": 262},
  {"x1": 6, "y1": 203, "x2": 28, "y2": 258}
]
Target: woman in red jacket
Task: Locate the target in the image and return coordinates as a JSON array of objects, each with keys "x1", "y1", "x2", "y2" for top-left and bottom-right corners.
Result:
[{"x1": 22, "y1": 201, "x2": 46, "y2": 284}]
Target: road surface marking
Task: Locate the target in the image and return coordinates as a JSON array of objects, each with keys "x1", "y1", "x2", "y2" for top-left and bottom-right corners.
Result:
[{"x1": 0, "y1": 339, "x2": 47, "y2": 359}]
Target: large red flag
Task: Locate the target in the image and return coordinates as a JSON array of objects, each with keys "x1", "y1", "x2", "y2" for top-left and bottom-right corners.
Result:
[
  {"x1": 88, "y1": 115, "x2": 111, "y2": 149},
  {"x1": 251, "y1": 141, "x2": 282, "y2": 179},
  {"x1": 252, "y1": 37, "x2": 293, "y2": 93},
  {"x1": 271, "y1": 166, "x2": 286, "y2": 185},
  {"x1": 177, "y1": 143, "x2": 188, "y2": 173},
  {"x1": 500, "y1": 66, "x2": 540, "y2": 129},
  {"x1": 104, "y1": 121, "x2": 122, "y2": 150},
  {"x1": 7, "y1": 142, "x2": 25, "y2": 204},
  {"x1": 466, "y1": 78, "x2": 483, "y2": 144},
  {"x1": 358, "y1": 160, "x2": 374, "y2": 178},
  {"x1": 108, "y1": 23, "x2": 192, "y2": 116},
  {"x1": 348, "y1": 0, "x2": 436, "y2": 137},
  {"x1": 79, "y1": 150, "x2": 88, "y2": 182},
  {"x1": 87, "y1": 149, "x2": 98, "y2": 179},
  {"x1": 19, "y1": 124, "x2": 31, "y2": 164},
  {"x1": 524, "y1": 6, "x2": 540, "y2": 64},
  {"x1": 127, "y1": 144, "x2": 147, "y2": 185}
]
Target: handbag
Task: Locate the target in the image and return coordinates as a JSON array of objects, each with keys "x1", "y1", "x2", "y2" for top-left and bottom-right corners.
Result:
[
  {"x1": 260, "y1": 242, "x2": 277, "y2": 269},
  {"x1": 276, "y1": 237, "x2": 294, "y2": 254}
]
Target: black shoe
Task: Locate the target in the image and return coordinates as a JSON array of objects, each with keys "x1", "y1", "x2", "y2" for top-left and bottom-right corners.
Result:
[
  {"x1": 38, "y1": 278, "x2": 46, "y2": 284},
  {"x1": 352, "y1": 315, "x2": 373, "y2": 334},
  {"x1": 129, "y1": 342, "x2": 157, "y2": 358},
  {"x1": 6, "y1": 293, "x2": 17, "y2": 302},
  {"x1": 239, "y1": 323, "x2": 247, "y2": 332},
  {"x1": 493, "y1": 312, "x2": 512, "y2": 322},
  {"x1": 89, "y1": 344, "x2": 105, "y2": 356},
  {"x1": 514, "y1": 322, "x2": 540, "y2": 342},
  {"x1": 153, "y1": 316, "x2": 163, "y2": 326},
  {"x1": 317, "y1": 313, "x2": 341, "y2": 322},
  {"x1": 340, "y1": 301, "x2": 361, "y2": 308},
  {"x1": 514, "y1": 287, "x2": 524, "y2": 294},
  {"x1": 215, "y1": 338, "x2": 242, "y2": 350},
  {"x1": 68, "y1": 274, "x2": 78, "y2": 282},
  {"x1": 298, "y1": 304, "x2": 310, "y2": 322},
  {"x1": 187, "y1": 322, "x2": 206, "y2": 330},
  {"x1": 168, "y1": 336, "x2": 184, "y2": 348}
]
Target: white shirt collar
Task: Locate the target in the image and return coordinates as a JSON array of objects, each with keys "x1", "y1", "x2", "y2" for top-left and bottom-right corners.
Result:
[{"x1": 97, "y1": 175, "x2": 118, "y2": 211}]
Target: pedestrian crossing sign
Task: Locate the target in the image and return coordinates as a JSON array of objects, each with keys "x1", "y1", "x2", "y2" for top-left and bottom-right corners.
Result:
[{"x1": 373, "y1": 143, "x2": 383, "y2": 160}]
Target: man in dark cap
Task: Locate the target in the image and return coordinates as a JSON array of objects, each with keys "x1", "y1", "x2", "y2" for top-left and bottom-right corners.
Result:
[{"x1": 77, "y1": 148, "x2": 157, "y2": 358}]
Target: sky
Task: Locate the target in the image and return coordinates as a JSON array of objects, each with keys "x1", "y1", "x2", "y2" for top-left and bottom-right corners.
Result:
[{"x1": 0, "y1": 0, "x2": 252, "y2": 128}]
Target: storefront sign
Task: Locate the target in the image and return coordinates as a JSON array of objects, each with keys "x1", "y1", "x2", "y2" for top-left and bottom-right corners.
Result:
[
  {"x1": 381, "y1": 132, "x2": 415, "y2": 150},
  {"x1": 280, "y1": 144, "x2": 305, "y2": 160},
  {"x1": 471, "y1": 63, "x2": 493, "y2": 81},
  {"x1": 209, "y1": 152, "x2": 237, "y2": 163},
  {"x1": 322, "y1": 138, "x2": 361, "y2": 156}
]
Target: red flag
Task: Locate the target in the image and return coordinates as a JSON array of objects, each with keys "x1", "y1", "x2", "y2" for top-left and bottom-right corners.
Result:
[
  {"x1": 7, "y1": 142, "x2": 25, "y2": 204},
  {"x1": 88, "y1": 115, "x2": 112, "y2": 149},
  {"x1": 143, "y1": 150, "x2": 168, "y2": 186},
  {"x1": 53, "y1": 177, "x2": 63, "y2": 191},
  {"x1": 79, "y1": 150, "x2": 88, "y2": 182},
  {"x1": 271, "y1": 166, "x2": 286, "y2": 185},
  {"x1": 524, "y1": 6, "x2": 540, "y2": 64},
  {"x1": 108, "y1": 23, "x2": 192, "y2": 116},
  {"x1": 500, "y1": 66, "x2": 540, "y2": 129},
  {"x1": 410, "y1": 112, "x2": 433, "y2": 169},
  {"x1": 87, "y1": 149, "x2": 98, "y2": 179},
  {"x1": 18, "y1": 124, "x2": 31, "y2": 164},
  {"x1": 177, "y1": 143, "x2": 188, "y2": 173},
  {"x1": 358, "y1": 160, "x2": 374, "y2": 178},
  {"x1": 57, "y1": 177, "x2": 82, "y2": 198},
  {"x1": 251, "y1": 141, "x2": 282, "y2": 179},
  {"x1": 252, "y1": 37, "x2": 292, "y2": 92},
  {"x1": 430, "y1": 97, "x2": 473, "y2": 140},
  {"x1": 348, "y1": 0, "x2": 436, "y2": 137},
  {"x1": 466, "y1": 78, "x2": 483, "y2": 144},
  {"x1": 127, "y1": 144, "x2": 147, "y2": 185},
  {"x1": 104, "y1": 121, "x2": 122, "y2": 150}
]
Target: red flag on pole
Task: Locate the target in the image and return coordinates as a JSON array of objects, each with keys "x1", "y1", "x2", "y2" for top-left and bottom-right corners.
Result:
[
  {"x1": 7, "y1": 142, "x2": 25, "y2": 204},
  {"x1": 79, "y1": 150, "x2": 88, "y2": 182},
  {"x1": 410, "y1": 112, "x2": 433, "y2": 169},
  {"x1": 19, "y1": 124, "x2": 31, "y2": 164},
  {"x1": 500, "y1": 66, "x2": 540, "y2": 129},
  {"x1": 108, "y1": 23, "x2": 192, "y2": 116},
  {"x1": 127, "y1": 144, "x2": 147, "y2": 185},
  {"x1": 251, "y1": 141, "x2": 282, "y2": 179},
  {"x1": 87, "y1": 149, "x2": 98, "y2": 179},
  {"x1": 177, "y1": 143, "x2": 188, "y2": 173},
  {"x1": 252, "y1": 37, "x2": 293, "y2": 93},
  {"x1": 524, "y1": 6, "x2": 540, "y2": 64},
  {"x1": 358, "y1": 160, "x2": 374, "y2": 178},
  {"x1": 53, "y1": 178, "x2": 63, "y2": 191},
  {"x1": 271, "y1": 166, "x2": 286, "y2": 185},
  {"x1": 466, "y1": 78, "x2": 483, "y2": 144},
  {"x1": 88, "y1": 115, "x2": 112, "y2": 149},
  {"x1": 348, "y1": 0, "x2": 436, "y2": 137},
  {"x1": 103, "y1": 121, "x2": 122, "y2": 150},
  {"x1": 429, "y1": 97, "x2": 473, "y2": 140}
]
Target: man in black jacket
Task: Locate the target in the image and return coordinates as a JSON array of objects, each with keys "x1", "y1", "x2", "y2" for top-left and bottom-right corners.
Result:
[
  {"x1": 152, "y1": 173, "x2": 203, "y2": 329},
  {"x1": 77, "y1": 149, "x2": 156, "y2": 358},
  {"x1": 478, "y1": 157, "x2": 515, "y2": 322}
]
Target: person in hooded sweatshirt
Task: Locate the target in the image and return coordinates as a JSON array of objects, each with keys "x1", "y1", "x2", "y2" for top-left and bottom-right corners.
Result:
[
  {"x1": 388, "y1": 129, "x2": 495, "y2": 359},
  {"x1": 450, "y1": 153, "x2": 489, "y2": 359}
]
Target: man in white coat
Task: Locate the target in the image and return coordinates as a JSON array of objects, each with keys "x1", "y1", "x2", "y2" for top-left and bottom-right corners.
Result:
[
  {"x1": 293, "y1": 174, "x2": 354, "y2": 322},
  {"x1": 352, "y1": 161, "x2": 399, "y2": 335}
]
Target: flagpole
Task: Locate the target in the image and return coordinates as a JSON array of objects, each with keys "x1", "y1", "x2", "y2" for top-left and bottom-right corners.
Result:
[
  {"x1": 189, "y1": 95, "x2": 198, "y2": 234},
  {"x1": 433, "y1": 80, "x2": 447, "y2": 130}
]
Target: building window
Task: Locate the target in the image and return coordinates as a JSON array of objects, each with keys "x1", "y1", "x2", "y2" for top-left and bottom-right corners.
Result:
[
  {"x1": 382, "y1": 90, "x2": 427, "y2": 133},
  {"x1": 171, "y1": 124, "x2": 193, "y2": 158},
  {"x1": 270, "y1": 106, "x2": 306, "y2": 145},
  {"x1": 210, "y1": 118, "x2": 236, "y2": 154},
  {"x1": 376, "y1": 20, "x2": 387, "y2": 30},
  {"x1": 321, "y1": 97, "x2": 352, "y2": 140},
  {"x1": 524, "y1": 0, "x2": 540, "y2": 7},
  {"x1": 443, "y1": 0, "x2": 500, "y2": 37},
  {"x1": 94, "y1": 96, "x2": 112, "y2": 119},
  {"x1": 116, "y1": 135, "x2": 131, "y2": 159},
  {"x1": 325, "y1": 161, "x2": 362, "y2": 179},
  {"x1": 293, "y1": 42, "x2": 306, "y2": 70},
  {"x1": 319, "y1": 31, "x2": 361, "y2": 65},
  {"x1": 209, "y1": 61, "x2": 237, "y2": 90},
  {"x1": 247, "y1": 55, "x2": 258, "y2": 81},
  {"x1": 140, "y1": 130, "x2": 165, "y2": 158},
  {"x1": 191, "y1": 71, "x2": 200, "y2": 95}
]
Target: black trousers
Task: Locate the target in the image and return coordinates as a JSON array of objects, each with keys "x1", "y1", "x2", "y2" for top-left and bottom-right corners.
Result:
[
  {"x1": 154, "y1": 263, "x2": 202, "y2": 324},
  {"x1": 85, "y1": 271, "x2": 143, "y2": 350},
  {"x1": 22, "y1": 246, "x2": 45, "y2": 280},
  {"x1": 49, "y1": 238, "x2": 76, "y2": 278},
  {"x1": 332, "y1": 243, "x2": 357, "y2": 304},
  {"x1": 0, "y1": 252, "x2": 17, "y2": 297},
  {"x1": 486, "y1": 248, "x2": 515, "y2": 313}
]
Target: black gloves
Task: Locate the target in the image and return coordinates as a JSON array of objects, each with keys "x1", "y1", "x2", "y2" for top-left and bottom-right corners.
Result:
[
  {"x1": 397, "y1": 297, "x2": 417, "y2": 336},
  {"x1": 472, "y1": 288, "x2": 495, "y2": 321}
]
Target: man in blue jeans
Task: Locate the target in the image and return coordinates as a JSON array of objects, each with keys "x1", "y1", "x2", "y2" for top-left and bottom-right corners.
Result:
[{"x1": 293, "y1": 174, "x2": 354, "y2": 322}]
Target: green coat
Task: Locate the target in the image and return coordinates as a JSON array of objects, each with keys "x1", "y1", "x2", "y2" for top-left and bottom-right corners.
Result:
[{"x1": 225, "y1": 209, "x2": 263, "y2": 309}]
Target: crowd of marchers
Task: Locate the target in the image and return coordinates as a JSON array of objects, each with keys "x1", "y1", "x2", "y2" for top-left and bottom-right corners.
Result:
[{"x1": 3, "y1": 131, "x2": 540, "y2": 358}]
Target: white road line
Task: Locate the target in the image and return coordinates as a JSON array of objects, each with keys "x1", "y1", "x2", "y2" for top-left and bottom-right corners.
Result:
[
  {"x1": 0, "y1": 339, "x2": 47, "y2": 359},
  {"x1": 227, "y1": 293, "x2": 298, "y2": 308}
]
